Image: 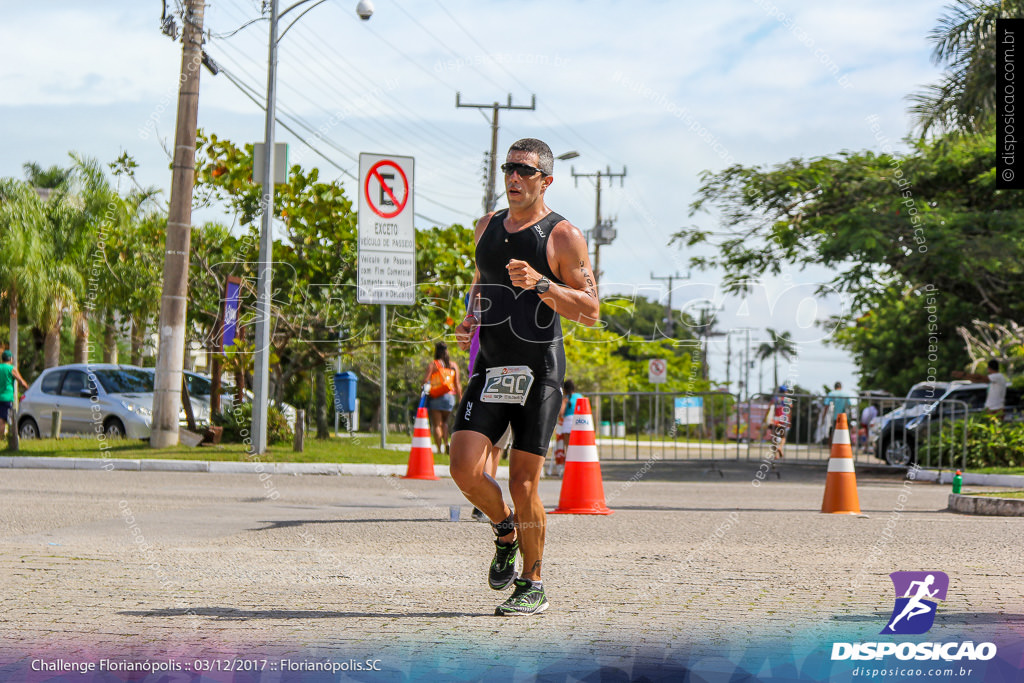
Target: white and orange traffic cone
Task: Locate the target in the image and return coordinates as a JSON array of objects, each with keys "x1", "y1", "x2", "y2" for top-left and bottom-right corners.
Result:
[
  {"x1": 550, "y1": 397, "x2": 612, "y2": 515},
  {"x1": 403, "y1": 398, "x2": 438, "y2": 480},
  {"x1": 821, "y1": 412, "x2": 860, "y2": 514}
]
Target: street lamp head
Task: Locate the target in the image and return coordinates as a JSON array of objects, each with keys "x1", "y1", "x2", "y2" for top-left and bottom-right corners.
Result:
[
  {"x1": 356, "y1": 0, "x2": 374, "y2": 20},
  {"x1": 556, "y1": 151, "x2": 579, "y2": 161}
]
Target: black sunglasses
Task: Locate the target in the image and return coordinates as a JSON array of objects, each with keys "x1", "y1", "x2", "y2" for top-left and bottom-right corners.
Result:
[{"x1": 501, "y1": 162, "x2": 547, "y2": 178}]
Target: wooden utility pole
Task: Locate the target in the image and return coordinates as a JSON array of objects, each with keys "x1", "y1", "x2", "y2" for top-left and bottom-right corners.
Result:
[
  {"x1": 150, "y1": 0, "x2": 204, "y2": 448},
  {"x1": 571, "y1": 167, "x2": 626, "y2": 285},
  {"x1": 650, "y1": 271, "x2": 688, "y2": 338},
  {"x1": 456, "y1": 93, "x2": 536, "y2": 213}
]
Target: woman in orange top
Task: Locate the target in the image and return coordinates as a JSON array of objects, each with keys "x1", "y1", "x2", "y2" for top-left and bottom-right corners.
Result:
[{"x1": 422, "y1": 341, "x2": 462, "y2": 454}]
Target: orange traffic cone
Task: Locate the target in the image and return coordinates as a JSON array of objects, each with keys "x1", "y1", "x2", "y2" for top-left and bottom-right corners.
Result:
[
  {"x1": 821, "y1": 413, "x2": 860, "y2": 514},
  {"x1": 403, "y1": 405, "x2": 438, "y2": 480},
  {"x1": 550, "y1": 397, "x2": 612, "y2": 515}
]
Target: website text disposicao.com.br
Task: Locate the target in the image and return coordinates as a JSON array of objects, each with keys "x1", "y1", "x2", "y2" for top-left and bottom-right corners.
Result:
[{"x1": 851, "y1": 665, "x2": 978, "y2": 679}]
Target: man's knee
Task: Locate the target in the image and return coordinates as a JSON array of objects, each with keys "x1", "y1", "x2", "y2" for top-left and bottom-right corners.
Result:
[
  {"x1": 449, "y1": 458, "x2": 482, "y2": 491},
  {"x1": 508, "y1": 476, "x2": 538, "y2": 503}
]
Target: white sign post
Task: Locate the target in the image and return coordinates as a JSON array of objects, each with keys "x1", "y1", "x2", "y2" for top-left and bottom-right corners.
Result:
[
  {"x1": 358, "y1": 153, "x2": 416, "y2": 449},
  {"x1": 648, "y1": 358, "x2": 667, "y2": 435}
]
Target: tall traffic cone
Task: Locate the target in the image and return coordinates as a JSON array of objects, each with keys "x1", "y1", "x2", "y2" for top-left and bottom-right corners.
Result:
[
  {"x1": 821, "y1": 413, "x2": 860, "y2": 514},
  {"x1": 550, "y1": 397, "x2": 612, "y2": 515},
  {"x1": 403, "y1": 398, "x2": 438, "y2": 480}
]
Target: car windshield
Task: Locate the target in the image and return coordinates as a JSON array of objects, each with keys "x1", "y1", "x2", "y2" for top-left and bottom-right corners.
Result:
[
  {"x1": 93, "y1": 368, "x2": 155, "y2": 394},
  {"x1": 907, "y1": 385, "x2": 944, "y2": 403},
  {"x1": 163, "y1": 371, "x2": 236, "y2": 397}
]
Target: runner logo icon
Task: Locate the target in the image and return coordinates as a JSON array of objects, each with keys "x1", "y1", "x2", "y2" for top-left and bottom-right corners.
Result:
[{"x1": 882, "y1": 571, "x2": 949, "y2": 635}]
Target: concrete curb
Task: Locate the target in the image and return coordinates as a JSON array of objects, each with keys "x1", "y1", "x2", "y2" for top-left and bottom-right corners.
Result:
[
  {"x1": 948, "y1": 492, "x2": 1024, "y2": 516},
  {"x1": 139, "y1": 459, "x2": 209, "y2": 473},
  {"x1": 911, "y1": 469, "x2": 1024, "y2": 488},
  {"x1": 2, "y1": 456, "x2": 518, "y2": 479}
]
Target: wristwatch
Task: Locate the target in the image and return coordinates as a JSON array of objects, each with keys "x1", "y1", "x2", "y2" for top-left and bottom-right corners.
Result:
[{"x1": 535, "y1": 276, "x2": 550, "y2": 294}]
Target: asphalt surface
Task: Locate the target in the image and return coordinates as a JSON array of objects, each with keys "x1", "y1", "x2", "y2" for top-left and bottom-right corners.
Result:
[{"x1": 1, "y1": 460, "x2": 1021, "y2": 677}]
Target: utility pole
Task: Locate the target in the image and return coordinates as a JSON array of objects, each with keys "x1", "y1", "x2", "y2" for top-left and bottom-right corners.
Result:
[
  {"x1": 649, "y1": 271, "x2": 688, "y2": 338},
  {"x1": 694, "y1": 304, "x2": 725, "y2": 381},
  {"x1": 151, "y1": 0, "x2": 204, "y2": 448},
  {"x1": 456, "y1": 93, "x2": 536, "y2": 214},
  {"x1": 572, "y1": 167, "x2": 626, "y2": 284},
  {"x1": 726, "y1": 332, "x2": 732, "y2": 392}
]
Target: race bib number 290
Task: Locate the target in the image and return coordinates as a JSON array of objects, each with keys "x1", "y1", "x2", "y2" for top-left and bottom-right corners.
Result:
[{"x1": 481, "y1": 366, "x2": 535, "y2": 405}]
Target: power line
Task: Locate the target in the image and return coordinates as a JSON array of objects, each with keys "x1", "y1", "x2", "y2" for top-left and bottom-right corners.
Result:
[{"x1": 215, "y1": 65, "x2": 468, "y2": 226}]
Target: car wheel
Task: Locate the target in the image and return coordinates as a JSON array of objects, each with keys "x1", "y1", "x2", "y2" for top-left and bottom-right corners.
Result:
[
  {"x1": 882, "y1": 435, "x2": 915, "y2": 467},
  {"x1": 18, "y1": 417, "x2": 40, "y2": 440},
  {"x1": 104, "y1": 418, "x2": 126, "y2": 439}
]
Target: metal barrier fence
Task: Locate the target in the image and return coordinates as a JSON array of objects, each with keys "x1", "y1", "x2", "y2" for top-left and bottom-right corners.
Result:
[{"x1": 588, "y1": 391, "x2": 968, "y2": 470}]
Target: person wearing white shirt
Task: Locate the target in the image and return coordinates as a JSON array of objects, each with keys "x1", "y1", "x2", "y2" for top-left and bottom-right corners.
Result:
[{"x1": 954, "y1": 359, "x2": 1008, "y2": 415}]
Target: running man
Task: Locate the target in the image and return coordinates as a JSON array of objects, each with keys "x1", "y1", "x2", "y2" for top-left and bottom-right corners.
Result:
[
  {"x1": 886, "y1": 574, "x2": 939, "y2": 632},
  {"x1": 451, "y1": 138, "x2": 600, "y2": 616}
]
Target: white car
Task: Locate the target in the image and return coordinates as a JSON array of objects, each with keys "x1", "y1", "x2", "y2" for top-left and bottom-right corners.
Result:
[{"x1": 18, "y1": 364, "x2": 208, "y2": 440}]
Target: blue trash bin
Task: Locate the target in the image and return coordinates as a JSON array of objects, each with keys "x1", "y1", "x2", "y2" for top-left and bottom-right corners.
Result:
[{"x1": 334, "y1": 372, "x2": 358, "y2": 414}]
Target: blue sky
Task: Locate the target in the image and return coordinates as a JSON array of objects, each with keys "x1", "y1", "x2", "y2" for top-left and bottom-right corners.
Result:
[{"x1": 0, "y1": 0, "x2": 952, "y2": 395}]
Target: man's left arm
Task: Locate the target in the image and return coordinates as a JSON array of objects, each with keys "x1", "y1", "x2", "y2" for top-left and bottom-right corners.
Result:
[{"x1": 505, "y1": 221, "x2": 600, "y2": 326}]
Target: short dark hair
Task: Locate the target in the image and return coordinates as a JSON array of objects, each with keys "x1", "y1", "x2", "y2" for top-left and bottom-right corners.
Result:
[
  {"x1": 1, "y1": 350, "x2": 10, "y2": 361},
  {"x1": 988, "y1": 359, "x2": 1000, "y2": 372},
  {"x1": 834, "y1": 381, "x2": 842, "y2": 389},
  {"x1": 508, "y1": 138, "x2": 554, "y2": 175},
  {"x1": 563, "y1": 379, "x2": 575, "y2": 396}
]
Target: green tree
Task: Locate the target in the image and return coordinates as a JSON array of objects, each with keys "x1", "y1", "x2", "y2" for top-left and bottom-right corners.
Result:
[
  {"x1": 675, "y1": 129, "x2": 1022, "y2": 392},
  {"x1": 0, "y1": 180, "x2": 46, "y2": 366},
  {"x1": 192, "y1": 132, "x2": 477, "y2": 428}
]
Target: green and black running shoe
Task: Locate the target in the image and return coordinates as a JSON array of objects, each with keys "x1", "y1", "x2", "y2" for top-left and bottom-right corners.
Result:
[
  {"x1": 495, "y1": 578, "x2": 548, "y2": 616},
  {"x1": 488, "y1": 538, "x2": 519, "y2": 590}
]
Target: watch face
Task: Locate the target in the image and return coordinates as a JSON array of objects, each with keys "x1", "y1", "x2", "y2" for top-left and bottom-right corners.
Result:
[{"x1": 536, "y1": 277, "x2": 550, "y2": 293}]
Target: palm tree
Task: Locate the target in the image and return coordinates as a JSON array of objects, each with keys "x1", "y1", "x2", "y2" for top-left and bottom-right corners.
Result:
[
  {"x1": 756, "y1": 328, "x2": 797, "y2": 391},
  {"x1": 22, "y1": 162, "x2": 72, "y2": 194},
  {"x1": 0, "y1": 180, "x2": 47, "y2": 366},
  {"x1": 910, "y1": 0, "x2": 1024, "y2": 136}
]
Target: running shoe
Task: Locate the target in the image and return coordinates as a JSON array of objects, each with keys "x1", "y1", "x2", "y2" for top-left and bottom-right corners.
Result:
[
  {"x1": 488, "y1": 538, "x2": 519, "y2": 590},
  {"x1": 471, "y1": 507, "x2": 486, "y2": 521},
  {"x1": 495, "y1": 578, "x2": 548, "y2": 616}
]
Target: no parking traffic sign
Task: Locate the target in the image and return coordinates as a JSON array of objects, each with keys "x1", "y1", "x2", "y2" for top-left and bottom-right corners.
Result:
[
  {"x1": 648, "y1": 358, "x2": 667, "y2": 384},
  {"x1": 357, "y1": 153, "x2": 415, "y2": 305}
]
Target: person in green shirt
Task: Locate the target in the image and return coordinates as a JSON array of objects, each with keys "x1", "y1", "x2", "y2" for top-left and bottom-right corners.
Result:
[{"x1": 0, "y1": 350, "x2": 30, "y2": 439}]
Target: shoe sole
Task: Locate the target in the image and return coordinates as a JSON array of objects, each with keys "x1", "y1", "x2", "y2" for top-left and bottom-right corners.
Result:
[
  {"x1": 488, "y1": 570, "x2": 518, "y2": 591},
  {"x1": 494, "y1": 601, "x2": 549, "y2": 616}
]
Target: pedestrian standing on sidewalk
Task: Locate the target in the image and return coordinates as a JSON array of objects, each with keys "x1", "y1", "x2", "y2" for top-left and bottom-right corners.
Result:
[{"x1": 0, "y1": 350, "x2": 29, "y2": 440}]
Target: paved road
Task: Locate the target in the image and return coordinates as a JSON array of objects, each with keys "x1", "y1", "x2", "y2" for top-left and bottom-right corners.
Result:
[{"x1": 1, "y1": 461, "x2": 1020, "y2": 678}]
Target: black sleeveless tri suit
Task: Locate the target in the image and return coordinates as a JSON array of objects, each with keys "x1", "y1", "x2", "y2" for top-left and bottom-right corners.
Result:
[{"x1": 453, "y1": 209, "x2": 567, "y2": 456}]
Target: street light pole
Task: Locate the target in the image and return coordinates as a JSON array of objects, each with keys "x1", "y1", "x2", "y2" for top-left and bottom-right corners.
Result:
[
  {"x1": 251, "y1": 0, "x2": 371, "y2": 454},
  {"x1": 251, "y1": 0, "x2": 281, "y2": 456}
]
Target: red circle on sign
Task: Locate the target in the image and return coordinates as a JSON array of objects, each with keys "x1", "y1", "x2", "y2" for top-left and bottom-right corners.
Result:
[
  {"x1": 650, "y1": 360, "x2": 665, "y2": 374},
  {"x1": 364, "y1": 160, "x2": 409, "y2": 219}
]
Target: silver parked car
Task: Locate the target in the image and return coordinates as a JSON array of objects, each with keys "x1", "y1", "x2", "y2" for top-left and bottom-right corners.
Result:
[{"x1": 18, "y1": 364, "x2": 208, "y2": 440}]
